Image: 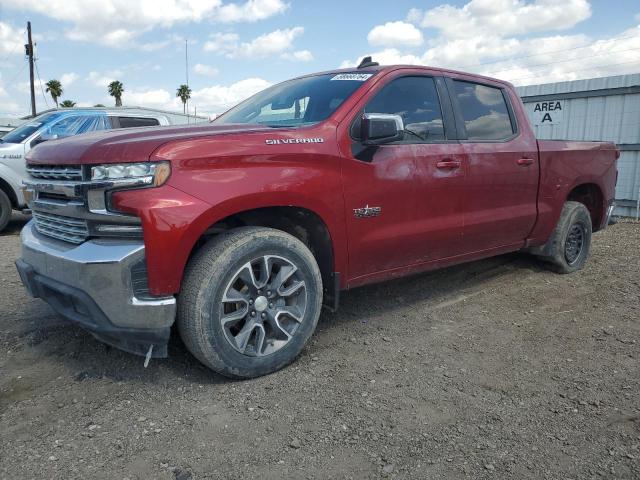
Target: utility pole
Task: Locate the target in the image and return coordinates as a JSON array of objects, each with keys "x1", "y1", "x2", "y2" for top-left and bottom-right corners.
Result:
[{"x1": 25, "y1": 21, "x2": 36, "y2": 117}]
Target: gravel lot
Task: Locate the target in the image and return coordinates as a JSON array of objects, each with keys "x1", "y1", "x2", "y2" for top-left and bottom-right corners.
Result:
[{"x1": 0, "y1": 213, "x2": 638, "y2": 479}]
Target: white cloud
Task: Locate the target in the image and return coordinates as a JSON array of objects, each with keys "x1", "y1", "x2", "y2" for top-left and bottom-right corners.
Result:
[
  {"x1": 104, "y1": 78, "x2": 270, "y2": 117},
  {"x1": 87, "y1": 70, "x2": 123, "y2": 88},
  {"x1": 60, "y1": 72, "x2": 79, "y2": 87},
  {"x1": 124, "y1": 88, "x2": 174, "y2": 108},
  {"x1": 6, "y1": 0, "x2": 287, "y2": 47},
  {"x1": 0, "y1": 22, "x2": 24, "y2": 56},
  {"x1": 192, "y1": 77, "x2": 271, "y2": 114},
  {"x1": 408, "y1": 0, "x2": 591, "y2": 38},
  {"x1": 217, "y1": 0, "x2": 289, "y2": 23},
  {"x1": 281, "y1": 49, "x2": 313, "y2": 62},
  {"x1": 194, "y1": 63, "x2": 219, "y2": 77},
  {"x1": 204, "y1": 27, "x2": 305, "y2": 59},
  {"x1": 343, "y1": 1, "x2": 640, "y2": 85},
  {"x1": 367, "y1": 21, "x2": 423, "y2": 48},
  {"x1": 203, "y1": 32, "x2": 239, "y2": 54}
]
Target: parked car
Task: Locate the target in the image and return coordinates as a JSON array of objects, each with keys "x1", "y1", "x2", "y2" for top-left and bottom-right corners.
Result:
[
  {"x1": 16, "y1": 59, "x2": 618, "y2": 378},
  {"x1": 0, "y1": 108, "x2": 173, "y2": 232}
]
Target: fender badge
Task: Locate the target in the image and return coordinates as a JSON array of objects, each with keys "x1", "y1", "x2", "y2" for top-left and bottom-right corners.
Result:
[{"x1": 353, "y1": 205, "x2": 381, "y2": 218}]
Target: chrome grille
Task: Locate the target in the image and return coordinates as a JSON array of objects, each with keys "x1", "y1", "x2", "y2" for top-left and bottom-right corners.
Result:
[
  {"x1": 33, "y1": 211, "x2": 89, "y2": 244},
  {"x1": 27, "y1": 164, "x2": 83, "y2": 181}
]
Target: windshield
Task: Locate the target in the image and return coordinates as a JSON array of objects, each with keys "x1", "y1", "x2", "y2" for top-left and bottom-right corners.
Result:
[
  {"x1": 215, "y1": 72, "x2": 376, "y2": 127},
  {"x1": 1, "y1": 112, "x2": 58, "y2": 144}
]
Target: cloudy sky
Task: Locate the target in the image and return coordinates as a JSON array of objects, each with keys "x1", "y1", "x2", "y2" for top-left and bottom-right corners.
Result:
[{"x1": 0, "y1": 0, "x2": 639, "y2": 118}]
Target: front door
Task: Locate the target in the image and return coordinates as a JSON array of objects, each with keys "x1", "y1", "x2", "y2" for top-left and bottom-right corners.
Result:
[{"x1": 340, "y1": 73, "x2": 465, "y2": 282}]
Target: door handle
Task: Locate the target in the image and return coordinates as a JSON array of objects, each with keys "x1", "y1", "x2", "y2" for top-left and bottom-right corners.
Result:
[
  {"x1": 517, "y1": 158, "x2": 534, "y2": 166},
  {"x1": 436, "y1": 160, "x2": 461, "y2": 170}
]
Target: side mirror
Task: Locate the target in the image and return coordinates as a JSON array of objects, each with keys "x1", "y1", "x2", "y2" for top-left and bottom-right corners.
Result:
[
  {"x1": 40, "y1": 132, "x2": 59, "y2": 142},
  {"x1": 32, "y1": 132, "x2": 58, "y2": 146},
  {"x1": 361, "y1": 113, "x2": 403, "y2": 145}
]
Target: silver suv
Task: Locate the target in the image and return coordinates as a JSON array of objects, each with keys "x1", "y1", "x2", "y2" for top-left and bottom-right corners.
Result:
[{"x1": 0, "y1": 108, "x2": 188, "y2": 232}]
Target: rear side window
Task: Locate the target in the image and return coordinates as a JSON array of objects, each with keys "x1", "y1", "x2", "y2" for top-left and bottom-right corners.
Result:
[
  {"x1": 116, "y1": 117, "x2": 160, "y2": 128},
  {"x1": 452, "y1": 81, "x2": 514, "y2": 141}
]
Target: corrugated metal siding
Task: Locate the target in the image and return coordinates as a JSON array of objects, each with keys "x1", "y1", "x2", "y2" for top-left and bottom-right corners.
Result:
[{"x1": 517, "y1": 73, "x2": 640, "y2": 217}]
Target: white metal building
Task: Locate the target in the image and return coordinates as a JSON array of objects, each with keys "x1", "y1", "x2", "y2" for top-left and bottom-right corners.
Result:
[{"x1": 517, "y1": 74, "x2": 640, "y2": 218}]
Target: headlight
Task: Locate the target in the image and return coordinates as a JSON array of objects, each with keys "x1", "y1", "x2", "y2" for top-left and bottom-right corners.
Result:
[{"x1": 91, "y1": 161, "x2": 170, "y2": 187}]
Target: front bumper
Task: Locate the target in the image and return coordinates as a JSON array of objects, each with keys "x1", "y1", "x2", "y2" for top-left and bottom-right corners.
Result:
[{"x1": 15, "y1": 221, "x2": 176, "y2": 357}]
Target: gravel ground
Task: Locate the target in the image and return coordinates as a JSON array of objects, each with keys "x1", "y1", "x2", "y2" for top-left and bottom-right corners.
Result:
[{"x1": 0, "y1": 213, "x2": 638, "y2": 480}]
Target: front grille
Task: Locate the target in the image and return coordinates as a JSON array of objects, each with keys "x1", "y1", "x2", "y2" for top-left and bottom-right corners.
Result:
[
  {"x1": 27, "y1": 164, "x2": 83, "y2": 181},
  {"x1": 33, "y1": 211, "x2": 89, "y2": 244}
]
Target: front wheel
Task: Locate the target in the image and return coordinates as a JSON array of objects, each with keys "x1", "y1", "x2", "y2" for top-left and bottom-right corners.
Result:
[
  {"x1": 177, "y1": 227, "x2": 323, "y2": 378},
  {"x1": 538, "y1": 201, "x2": 592, "y2": 274},
  {"x1": 0, "y1": 189, "x2": 12, "y2": 233}
]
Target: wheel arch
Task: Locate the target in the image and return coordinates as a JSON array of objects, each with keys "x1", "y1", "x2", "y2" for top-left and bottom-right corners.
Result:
[
  {"x1": 183, "y1": 204, "x2": 342, "y2": 310},
  {"x1": 0, "y1": 175, "x2": 19, "y2": 209},
  {"x1": 566, "y1": 182, "x2": 605, "y2": 231}
]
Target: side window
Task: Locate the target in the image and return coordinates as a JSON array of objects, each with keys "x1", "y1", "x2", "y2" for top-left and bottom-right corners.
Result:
[
  {"x1": 355, "y1": 76, "x2": 445, "y2": 143},
  {"x1": 48, "y1": 115, "x2": 109, "y2": 138},
  {"x1": 452, "y1": 81, "x2": 514, "y2": 141},
  {"x1": 117, "y1": 117, "x2": 160, "y2": 128}
]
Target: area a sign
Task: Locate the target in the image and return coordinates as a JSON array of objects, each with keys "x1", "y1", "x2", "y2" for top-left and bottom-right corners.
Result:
[{"x1": 532, "y1": 100, "x2": 564, "y2": 125}]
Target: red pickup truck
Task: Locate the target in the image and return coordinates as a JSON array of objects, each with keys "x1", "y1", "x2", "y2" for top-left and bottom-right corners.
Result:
[{"x1": 16, "y1": 59, "x2": 618, "y2": 378}]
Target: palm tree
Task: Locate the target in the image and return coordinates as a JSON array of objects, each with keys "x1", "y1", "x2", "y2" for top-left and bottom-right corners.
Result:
[
  {"x1": 176, "y1": 84, "x2": 192, "y2": 114},
  {"x1": 60, "y1": 100, "x2": 76, "y2": 108},
  {"x1": 45, "y1": 79, "x2": 63, "y2": 108},
  {"x1": 108, "y1": 81, "x2": 124, "y2": 107}
]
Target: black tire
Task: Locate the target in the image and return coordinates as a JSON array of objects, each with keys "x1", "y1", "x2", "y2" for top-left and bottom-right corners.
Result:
[
  {"x1": 177, "y1": 227, "x2": 323, "y2": 379},
  {"x1": 539, "y1": 201, "x2": 592, "y2": 274},
  {"x1": 0, "y1": 188, "x2": 12, "y2": 233}
]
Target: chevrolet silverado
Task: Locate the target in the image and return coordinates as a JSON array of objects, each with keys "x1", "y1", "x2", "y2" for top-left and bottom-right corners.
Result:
[{"x1": 16, "y1": 59, "x2": 618, "y2": 378}]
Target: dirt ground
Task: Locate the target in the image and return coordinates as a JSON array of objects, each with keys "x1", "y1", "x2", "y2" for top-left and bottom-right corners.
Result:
[{"x1": 0, "y1": 213, "x2": 638, "y2": 480}]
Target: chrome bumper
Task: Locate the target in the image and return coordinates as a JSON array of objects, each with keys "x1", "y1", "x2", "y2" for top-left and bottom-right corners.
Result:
[{"x1": 17, "y1": 221, "x2": 176, "y2": 356}]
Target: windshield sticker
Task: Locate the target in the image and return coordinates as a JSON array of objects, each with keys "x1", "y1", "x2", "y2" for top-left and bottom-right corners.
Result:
[{"x1": 330, "y1": 73, "x2": 373, "y2": 81}]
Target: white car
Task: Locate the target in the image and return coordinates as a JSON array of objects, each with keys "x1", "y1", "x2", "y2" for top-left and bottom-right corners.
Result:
[{"x1": 0, "y1": 108, "x2": 172, "y2": 232}]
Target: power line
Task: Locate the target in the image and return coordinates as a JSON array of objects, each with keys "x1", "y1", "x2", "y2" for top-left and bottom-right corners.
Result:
[
  {"x1": 453, "y1": 32, "x2": 640, "y2": 70},
  {"x1": 484, "y1": 46, "x2": 640, "y2": 76},
  {"x1": 33, "y1": 57, "x2": 50, "y2": 109},
  {"x1": 5, "y1": 61, "x2": 27, "y2": 86},
  {"x1": 508, "y1": 59, "x2": 640, "y2": 84},
  {"x1": 0, "y1": 28, "x2": 27, "y2": 65}
]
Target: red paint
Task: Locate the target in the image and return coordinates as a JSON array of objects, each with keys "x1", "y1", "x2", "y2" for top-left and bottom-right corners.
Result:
[{"x1": 26, "y1": 65, "x2": 618, "y2": 297}]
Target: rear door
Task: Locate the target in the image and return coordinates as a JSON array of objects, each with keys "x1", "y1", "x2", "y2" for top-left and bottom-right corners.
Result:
[{"x1": 447, "y1": 78, "x2": 539, "y2": 251}]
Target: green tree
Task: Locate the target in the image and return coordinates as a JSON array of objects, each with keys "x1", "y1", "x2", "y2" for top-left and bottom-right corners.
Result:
[
  {"x1": 176, "y1": 84, "x2": 192, "y2": 114},
  {"x1": 108, "y1": 80, "x2": 124, "y2": 107},
  {"x1": 60, "y1": 100, "x2": 76, "y2": 108},
  {"x1": 93, "y1": 104, "x2": 106, "y2": 107},
  {"x1": 45, "y1": 79, "x2": 63, "y2": 108}
]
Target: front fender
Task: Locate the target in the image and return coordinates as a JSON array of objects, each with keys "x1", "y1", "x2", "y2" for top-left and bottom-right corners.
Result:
[
  {"x1": 0, "y1": 162, "x2": 26, "y2": 207},
  {"x1": 113, "y1": 182, "x2": 347, "y2": 296}
]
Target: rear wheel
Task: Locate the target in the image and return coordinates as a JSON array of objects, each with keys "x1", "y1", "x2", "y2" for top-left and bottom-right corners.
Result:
[
  {"x1": 0, "y1": 189, "x2": 12, "y2": 233},
  {"x1": 538, "y1": 201, "x2": 592, "y2": 274},
  {"x1": 178, "y1": 227, "x2": 323, "y2": 378}
]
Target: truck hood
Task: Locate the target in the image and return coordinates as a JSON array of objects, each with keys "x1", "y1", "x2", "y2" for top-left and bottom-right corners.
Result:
[{"x1": 26, "y1": 123, "x2": 274, "y2": 165}]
